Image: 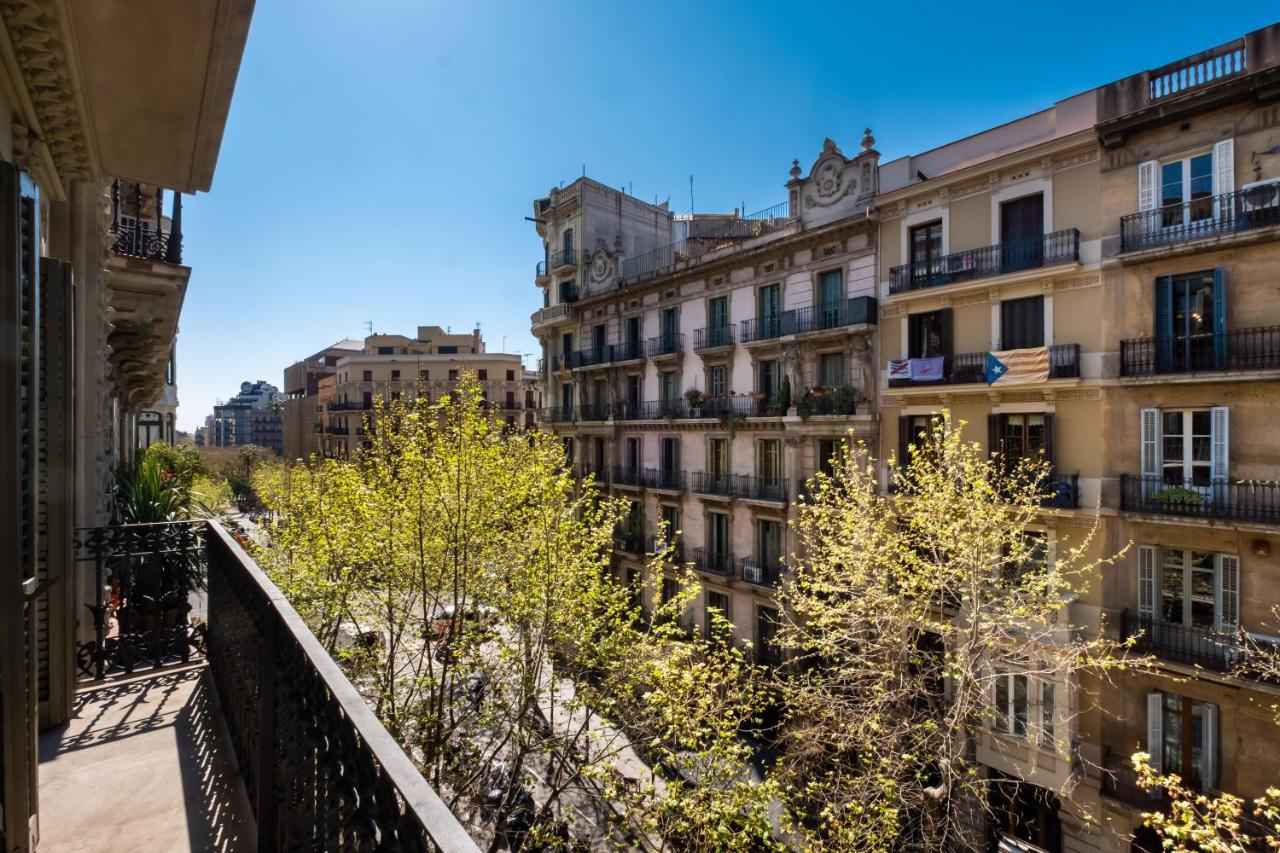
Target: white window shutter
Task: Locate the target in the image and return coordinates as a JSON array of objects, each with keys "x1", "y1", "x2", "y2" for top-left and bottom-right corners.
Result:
[
  {"x1": 1140, "y1": 408, "x2": 1160, "y2": 478},
  {"x1": 1212, "y1": 139, "x2": 1234, "y2": 198},
  {"x1": 1138, "y1": 545, "x2": 1158, "y2": 619},
  {"x1": 1202, "y1": 702, "x2": 1219, "y2": 789},
  {"x1": 1147, "y1": 691, "x2": 1164, "y2": 770},
  {"x1": 1138, "y1": 160, "x2": 1159, "y2": 212},
  {"x1": 1210, "y1": 406, "x2": 1229, "y2": 482},
  {"x1": 1216, "y1": 553, "x2": 1240, "y2": 632}
]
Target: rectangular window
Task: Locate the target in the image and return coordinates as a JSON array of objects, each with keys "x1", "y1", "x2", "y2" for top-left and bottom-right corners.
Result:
[
  {"x1": 661, "y1": 577, "x2": 679, "y2": 605},
  {"x1": 708, "y1": 437, "x2": 729, "y2": 479},
  {"x1": 999, "y1": 413, "x2": 1047, "y2": 463},
  {"x1": 817, "y1": 438, "x2": 840, "y2": 476},
  {"x1": 907, "y1": 310, "x2": 947, "y2": 359},
  {"x1": 390, "y1": 369, "x2": 400, "y2": 381},
  {"x1": 818, "y1": 352, "x2": 845, "y2": 388},
  {"x1": 625, "y1": 437, "x2": 640, "y2": 473},
  {"x1": 758, "y1": 284, "x2": 781, "y2": 336},
  {"x1": 448, "y1": 369, "x2": 459, "y2": 381},
  {"x1": 705, "y1": 590, "x2": 731, "y2": 640},
  {"x1": 660, "y1": 437, "x2": 679, "y2": 479},
  {"x1": 756, "y1": 605, "x2": 780, "y2": 665},
  {"x1": 377, "y1": 346, "x2": 393, "y2": 355},
  {"x1": 818, "y1": 269, "x2": 843, "y2": 327},
  {"x1": 1161, "y1": 152, "x2": 1214, "y2": 227},
  {"x1": 909, "y1": 221, "x2": 943, "y2": 281},
  {"x1": 592, "y1": 324, "x2": 606, "y2": 356},
  {"x1": 478, "y1": 369, "x2": 487, "y2": 380},
  {"x1": 758, "y1": 519, "x2": 782, "y2": 568},
  {"x1": 757, "y1": 439, "x2": 782, "y2": 484},
  {"x1": 1151, "y1": 692, "x2": 1216, "y2": 790},
  {"x1": 994, "y1": 671, "x2": 1029, "y2": 737},
  {"x1": 1000, "y1": 295, "x2": 1045, "y2": 349},
  {"x1": 1161, "y1": 409, "x2": 1213, "y2": 487},
  {"x1": 660, "y1": 308, "x2": 678, "y2": 347},
  {"x1": 1003, "y1": 531, "x2": 1048, "y2": 585},
  {"x1": 1041, "y1": 682, "x2": 1055, "y2": 743},
  {"x1": 999, "y1": 193, "x2": 1045, "y2": 272},
  {"x1": 1159, "y1": 548, "x2": 1219, "y2": 630},
  {"x1": 660, "y1": 371, "x2": 679, "y2": 406},
  {"x1": 707, "y1": 364, "x2": 727, "y2": 398},
  {"x1": 420, "y1": 370, "x2": 429, "y2": 382},
  {"x1": 362, "y1": 369, "x2": 373, "y2": 382},
  {"x1": 660, "y1": 504, "x2": 680, "y2": 546},
  {"x1": 709, "y1": 296, "x2": 729, "y2": 337},
  {"x1": 707, "y1": 512, "x2": 730, "y2": 558},
  {"x1": 506, "y1": 369, "x2": 515, "y2": 381},
  {"x1": 758, "y1": 359, "x2": 778, "y2": 398},
  {"x1": 437, "y1": 346, "x2": 458, "y2": 354}
]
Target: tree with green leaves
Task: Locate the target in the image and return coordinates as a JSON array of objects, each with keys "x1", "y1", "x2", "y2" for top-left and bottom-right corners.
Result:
[
  {"x1": 771, "y1": 414, "x2": 1136, "y2": 851},
  {"x1": 253, "y1": 380, "x2": 778, "y2": 851}
]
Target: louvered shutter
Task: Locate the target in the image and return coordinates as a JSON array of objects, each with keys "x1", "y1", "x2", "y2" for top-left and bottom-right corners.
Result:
[
  {"x1": 1042, "y1": 413, "x2": 1056, "y2": 473},
  {"x1": 1212, "y1": 268, "x2": 1227, "y2": 368},
  {"x1": 1155, "y1": 276, "x2": 1174, "y2": 368},
  {"x1": 1147, "y1": 692, "x2": 1164, "y2": 771},
  {"x1": 1210, "y1": 407, "x2": 1229, "y2": 485},
  {"x1": 1202, "y1": 702, "x2": 1219, "y2": 789},
  {"x1": 1138, "y1": 545, "x2": 1158, "y2": 620},
  {"x1": 1140, "y1": 409, "x2": 1160, "y2": 500},
  {"x1": 1212, "y1": 139, "x2": 1234, "y2": 199},
  {"x1": 1138, "y1": 160, "x2": 1159, "y2": 212},
  {"x1": 1216, "y1": 553, "x2": 1239, "y2": 633}
]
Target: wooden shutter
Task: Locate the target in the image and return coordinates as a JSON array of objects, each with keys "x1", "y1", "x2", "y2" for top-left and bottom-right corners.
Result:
[
  {"x1": 1212, "y1": 138, "x2": 1234, "y2": 198},
  {"x1": 1137, "y1": 545, "x2": 1158, "y2": 620},
  {"x1": 1042, "y1": 413, "x2": 1056, "y2": 472},
  {"x1": 938, "y1": 308, "x2": 953, "y2": 358},
  {"x1": 1202, "y1": 702, "x2": 1219, "y2": 789},
  {"x1": 987, "y1": 414, "x2": 1000, "y2": 460},
  {"x1": 1138, "y1": 160, "x2": 1159, "y2": 212},
  {"x1": 1212, "y1": 268, "x2": 1227, "y2": 367},
  {"x1": 1140, "y1": 409, "x2": 1160, "y2": 480},
  {"x1": 898, "y1": 416, "x2": 911, "y2": 469},
  {"x1": 1216, "y1": 553, "x2": 1239, "y2": 632},
  {"x1": 1146, "y1": 692, "x2": 1164, "y2": 769},
  {"x1": 1210, "y1": 406, "x2": 1229, "y2": 483},
  {"x1": 1154, "y1": 276, "x2": 1174, "y2": 368}
]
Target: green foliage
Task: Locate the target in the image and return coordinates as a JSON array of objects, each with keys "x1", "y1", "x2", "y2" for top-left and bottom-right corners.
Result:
[
  {"x1": 253, "y1": 381, "x2": 778, "y2": 850},
  {"x1": 116, "y1": 452, "x2": 186, "y2": 523}
]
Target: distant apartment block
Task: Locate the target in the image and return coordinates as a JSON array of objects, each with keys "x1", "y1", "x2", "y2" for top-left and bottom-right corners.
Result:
[{"x1": 210, "y1": 380, "x2": 284, "y2": 454}]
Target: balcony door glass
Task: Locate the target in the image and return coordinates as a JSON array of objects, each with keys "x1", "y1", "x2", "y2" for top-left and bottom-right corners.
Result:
[
  {"x1": 758, "y1": 359, "x2": 778, "y2": 399},
  {"x1": 1160, "y1": 548, "x2": 1217, "y2": 631},
  {"x1": 1157, "y1": 272, "x2": 1217, "y2": 370},
  {"x1": 819, "y1": 270, "x2": 843, "y2": 327},
  {"x1": 708, "y1": 438, "x2": 728, "y2": 480},
  {"x1": 908, "y1": 310, "x2": 945, "y2": 359},
  {"x1": 709, "y1": 296, "x2": 729, "y2": 343},
  {"x1": 757, "y1": 606, "x2": 779, "y2": 663},
  {"x1": 625, "y1": 437, "x2": 640, "y2": 473},
  {"x1": 707, "y1": 364, "x2": 726, "y2": 399},
  {"x1": 1000, "y1": 295, "x2": 1045, "y2": 350},
  {"x1": 758, "y1": 284, "x2": 780, "y2": 336},
  {"x1": 560, "y1": 384, "x2": 572, "y2": 417},
  {"x1": 660, "y1": 436, "x2": 678, "y2": 479},
  {"x1": 660, "y1": 504, "x2": 680, "y2": 544},
  {"x1": 759, "y1": 520, "x2": 782, "y2": 568},
  {"x1": 592, "y1": 379, "x2": 606, "y2": 418},
  {"x1": 818, "y1": 438, "x2": 839, "y2": 476},
  {"x1": 625, "y1": 316, "x2": 641, "y2": 357},
  {"x1": 1001, "y1": 414, "x2": 1046, "y2": 463},
  {"x1": 819, "y1": 352, "x2": 845, "y2": 388},
  {"x1": 1161, "y1": 409, "x2": 1212, "y2": 487},
  {"x1": 910, "y1": 221, "x2": 943, "y2": 282},
  {"x1": 627, "y1": 375, "x2": 641, "y2": 412},
  {"x1": 1160, "y1": 693, "x2": 1210, "y2": 789},
  {"x1": 706, "y1": 590, "x2": 730, "y2": 639},
  {"x1": 592, "y1": 324, "x2": 606, "y2": 358},
  {"x1": 1161, "y1": 153, "x2": 1214, "y2": 228},
  {"x1": 708, "y1": 512, "x2": 729, "y2": 558},
  {"x1": 999, "y1": 194, "x2": 1044, "y2": 272},
  {"x1": 593, "y1": 437, "x2": 606, "y2": 471},
  {"x1": 660, "y1": 371, "x2": 678, "y2": 409},
  {"x1": 758, "y1": 439, "x2": 781, "y2": 487}
]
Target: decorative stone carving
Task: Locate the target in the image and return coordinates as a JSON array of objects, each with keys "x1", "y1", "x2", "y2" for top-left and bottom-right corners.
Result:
[
  {"x1": 0, "y1": 0, "x2": 93, "y2": 180},
  {"x1": 1054, "y1": 273, "x2": 1101, "y2": 291},
  {"x1": 850, "y1": 337, "x2": 875, "y2": 407},
  {"x1": 801, "y1": 139, "x2": 858, "y2": 210},
  {"x1": 588, "y1": 248, "x2": 613, "y2": 284},
  {"x1": 783, "y1": 345, "x2": 803, "y2": 396},
  {"x1": 1053, "y1": 148, "x2": 1100, "y2": 172}
]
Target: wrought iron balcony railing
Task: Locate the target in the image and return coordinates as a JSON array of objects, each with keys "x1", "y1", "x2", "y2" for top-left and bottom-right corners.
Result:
[
  {"x1": 790, "y1": 296, "x2": 879, "y2": 334},
  {"x1": 110, "y1": 221, "x2": 182, "y2": 263},
  {"x1": 1119, "y1": 610, "x2": 1243, "y2": 673},
  {"x1": 651, "y1": 536, "x2": 685, "y2": 563},
  {"x1": 694, "y1": 324, "x2": 735, "y2": 351},
  {"x1": 888, "y1": 344, "x2": 1078, "y2": 387},
  {"x1": 110, "y1": 181, "x2": 183, "y2": 263},
  {"x1": 691, "y1": 471, "x2": 739, "y2": 497},
  {"x1": 804, "y1": 387, "x2": 859, "y2": 416},
  {"x1": 643, "y1": 468, "x2": 686, "y2": 492},
  {"x1": 551, "y1": 247, "x2": 578, "y2": 269},
  {"x1": 577, "y1": 402, "x2": 611, "y2": 421},
  {"x1": 535, "y1": 260, "x2": 547, "y2": 278},
  {"x1": 613, "y1": 532, "x2": 646, "y2": 554},
  {"x1": 1120, "y1": 189, "x2": 1280, "y2": 252},
  {"x1": 539, "y1": 405, "x2": 575, "y2": 423},
  {"x1": 739, "y1": 316, "x2": 783, "y2": 343},
  {"x1": 739, "y1": 557, "x2": 783, "y2": 588},
  {"x1": 739, "y1": 475, "x2": 787, "y2": 503},
  {"x1": 693, "y1": 548, "x2": 735, "y2": 577},
  {"x1": 646, "y1": 333, "x2": 684, "y2": 358},
  {"x1": 888, "y1": 229, "x2": 1080, "y2": 294},
  {"x1": 205, "y1": 524, "x2": 478, "y2": 850},
  {"x1": 1119, "y1": 474, "x2": 1280, "y2": 525},
  {"x1": 611, "y1": 465, "x2": 643, "y2": 487},
  {"x1": 1120, "y1": 325, "x2": 1280, "y2": 376}
]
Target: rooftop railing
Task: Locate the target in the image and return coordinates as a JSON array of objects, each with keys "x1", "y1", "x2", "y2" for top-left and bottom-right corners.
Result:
[
  {"x1": 1120, "y1": 189, "x2": 1280, "y2": 251},
  {"x1": 1148, "y1": 38, "x2": 1247, "y2": 102},
  {"x1": 888, "y1": 229, "x2": 1080, "y2": 294},
  {"x1": 620, "y1": 201, "x2": 793, "y2": 283}
]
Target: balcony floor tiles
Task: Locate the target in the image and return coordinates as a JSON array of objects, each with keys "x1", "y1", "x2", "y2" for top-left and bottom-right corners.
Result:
[{"x1": 38, "y1": 665, "x2": 254, "y2": 852}]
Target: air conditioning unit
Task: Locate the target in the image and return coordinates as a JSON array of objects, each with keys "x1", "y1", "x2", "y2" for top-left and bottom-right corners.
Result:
[{"x1": 1240, "y1": 177, "x2": 1280, "y2": 212}]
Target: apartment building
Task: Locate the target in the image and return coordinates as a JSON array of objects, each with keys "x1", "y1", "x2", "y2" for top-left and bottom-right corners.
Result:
[
  {"x1": 281, "y1": 337, "x2": 363, "y2": 459},
  {"x1": 319, "y1": 325, "x2": 538, "y2": 457},
  {"x1": 0, "y1": 2, "x2": 254, "y2": 848},
  {"x1": 1090, "y1": 24, "x2": 1280, "y2": 852},
  {"x1": 875, "y1": 87, "x2": 1110, "y2": 850},
  {"x1": 210, "y1": 379, "x2": 284, "y2": 454},
  {"x1": 137, "y1": 342, "x2": 179, "y2": 449},
  {"x1": 531, "y1": 136, "x2": 880, "y2": 660}
]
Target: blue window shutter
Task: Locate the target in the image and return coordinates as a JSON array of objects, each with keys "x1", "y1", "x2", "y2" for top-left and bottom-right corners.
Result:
[
  {"x1": 1155, "y1": 276, "x2": 1173, "y2": 368},
  {"x1": 1212, "y1": 268, "x2": 1227, "y2": 367}
]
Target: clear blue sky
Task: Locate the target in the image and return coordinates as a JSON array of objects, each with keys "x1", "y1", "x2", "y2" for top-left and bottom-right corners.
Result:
[{"x1": 175, "y1": 1, "x2": 1277, "y2": 431}]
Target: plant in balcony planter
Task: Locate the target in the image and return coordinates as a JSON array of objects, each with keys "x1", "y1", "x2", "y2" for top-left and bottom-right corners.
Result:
[
  {"x1": 797, "y1": 387, "x2": 813, "y2": 421},
  {"x1": 829, "y1": 386, "x2": 857, "y2": 414},
  {"x1": 1153, "y1": 485, "x2": 1205, "y2": 507},
  {"x1": 779, "y1": 375, "x2": 792, "y2": 412}
]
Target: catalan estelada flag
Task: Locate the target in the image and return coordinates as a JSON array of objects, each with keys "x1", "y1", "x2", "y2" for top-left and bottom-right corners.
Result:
[{"x1": 987, "y1": 347, "x2": 1049, "y2": 386}]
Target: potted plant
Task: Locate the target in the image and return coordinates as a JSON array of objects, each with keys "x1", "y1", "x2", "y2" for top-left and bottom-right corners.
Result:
[
  {"x1": 797, "y1": 387, "x2": 813, "y2": 421},
  {"x1": 1153, "y1": 484, "x2": 1204, "y2": 508}
]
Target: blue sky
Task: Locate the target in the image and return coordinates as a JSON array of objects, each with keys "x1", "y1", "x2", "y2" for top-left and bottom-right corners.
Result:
[{"x1": 175, "y1": 2, "x2": 1276, "y2": 431}]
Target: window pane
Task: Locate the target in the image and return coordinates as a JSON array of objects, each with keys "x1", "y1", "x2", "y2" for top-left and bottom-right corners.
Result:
[
  {"x1": 1163, "y1": 693, "x2": 1184, "y2": 775},
  {"x1": 1161, "y1": 162, "x2": 1184, "y2": 207},
  {"x1": 1190, "y1": 700, "x2": 1206, "y2": 786},
  {"x1": 1162, "y1": 551, "x2": 1185, "y2": 625},
  {"x1": 1042, "y1": 682, "x2": 1055, "y2": 742},
  {"x1": 995, "y1": 675, "x2": 1009, "y2": 731},
  {"x1": 1013, "y1": 675, "x2": 1028, "y2": 736}
]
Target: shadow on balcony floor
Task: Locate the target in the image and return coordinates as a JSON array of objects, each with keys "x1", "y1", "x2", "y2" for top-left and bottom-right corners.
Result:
[{"x1": 38, "y1": 665, "x2": 255, "y2": 852}]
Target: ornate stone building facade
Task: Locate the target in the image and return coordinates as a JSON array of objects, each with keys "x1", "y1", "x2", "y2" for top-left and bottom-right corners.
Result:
[{"x1": 530, "y1": 136, "x2": 880, "y2": 659}]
